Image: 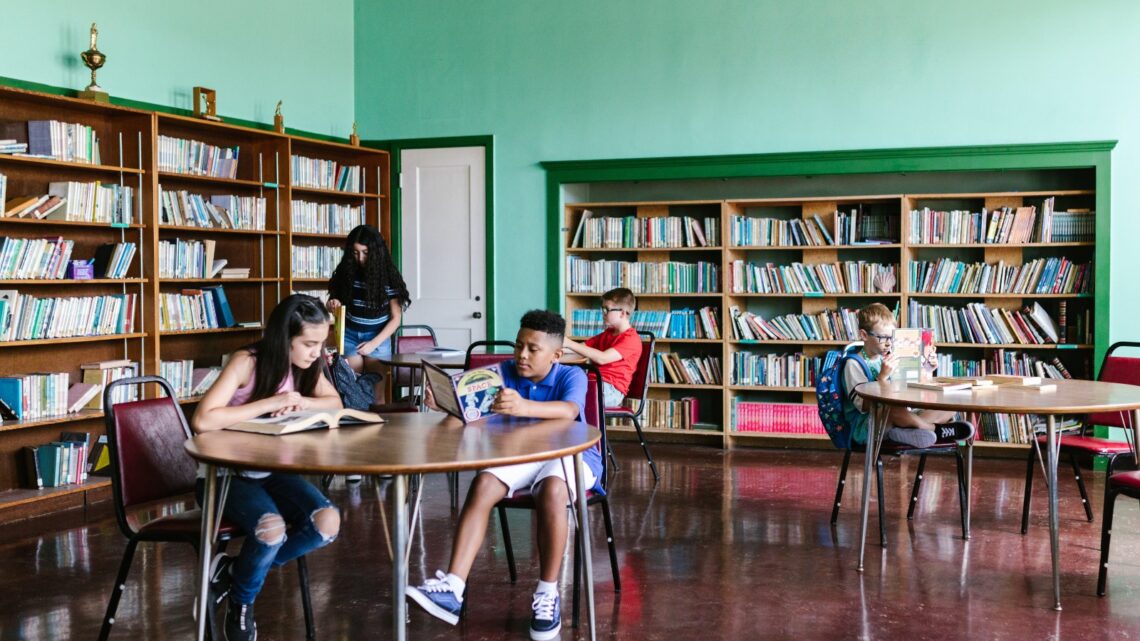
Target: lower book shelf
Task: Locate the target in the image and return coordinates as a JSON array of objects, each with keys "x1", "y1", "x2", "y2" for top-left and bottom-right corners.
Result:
[{"x1": 0, "y1": 476, "x2": 112, "y2": 521}]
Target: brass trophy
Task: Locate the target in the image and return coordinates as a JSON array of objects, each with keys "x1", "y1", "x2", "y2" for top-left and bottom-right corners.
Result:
[
  {"x1": 349, "y1": 121, "x2": 360, "y2": 146},
  {"x1": 274, "y1": 101, "x2": 285, "y2": 133},
  {"x1": 79, "y1": 23, "x2": 109, "y2": 102}
]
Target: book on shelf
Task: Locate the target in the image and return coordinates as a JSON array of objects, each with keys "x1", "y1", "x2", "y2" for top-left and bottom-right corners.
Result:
[
  {"x1": 58, "y1": 431, "x2": 90, "y2": 482},
  {"x1": 158, "y1": 136, "x2": 238, "y2": 178},
  {"x1": 66, "y1": 383, "x2": 102, "y2": 413},
  {"x1": 650, "y1": 353, "x2": 721, "y2": 385},
  {"x1": 0, "y1": 237, "x2": 75, "y2": 279},
  {"x1": 627, "y1": 396, "x2": 701, "y2": 430},
  {"x1": 80, "y1": 360, "x2": 138, "y2": 410},
  {"x1": 0, "y1": 120, "x2": 100, "y2": 164},
  {"x1": 220, "y1": 267, "x2": 251, "y2": 279},
  {"x1": 907, "y1": 257, "x2": 1092, "y2": 295},
  {"x1": 570, "y1": 307, "x2": 719, "y2": 340},
  {"x1": 88, "y1": 435, "x2": 110, "y2": 475},
  {"x1": 224, "y1": 407, "x2": 385, "y2": 436},
  {"x1": 729, "y1": 305, "x2": 860, "y2": 342},
  {"x1": 565, "y1": 256, "x2": 719, "y2": 294},
  {"x1": 93, "y1": 242, "x2": 137, "y2": 279},
  {"x1": 731, "y1": 352, "x2": 822, "y2": 387},
  {"x1": 191, "y1": 367, "x2": 223, "y2": 396},
  {"x1": 575, "y1": 213, "x2": 718, "y2": 249},
  {"x1": 292, "y1": 201, "x2": 365, "y2": 235},
  {"x1": 906, "y1": 300, "x2": 1065, "y2": 346},
  {"x1": 728, "y1": 260, "x2": 897, "y2": 294},
  {"x1": 292, "y1": 245, "x2": 344, "y2": 279},
  {"x1": 45, "y1": 182, "x2": 133, "y2": 224},
  {"x1": 291, "y1": 155, "x2": 363, "y2": 192},
  {"x1": 733, "y1": 401, "x2": 826, "y2": 435}
]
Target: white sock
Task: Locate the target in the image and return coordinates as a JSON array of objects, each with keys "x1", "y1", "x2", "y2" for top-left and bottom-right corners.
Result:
[
  {"x1": 444, "y1": 573, "x2": 466, "y2": 597},
  {"x1": 535, "y1": 580, "x2": 558, "y2": 595}
]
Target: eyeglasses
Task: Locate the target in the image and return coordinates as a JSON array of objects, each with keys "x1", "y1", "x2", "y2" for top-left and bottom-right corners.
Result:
[
  {"x1": 601, "y1": 307, "x2": 627, "y2": 315},
  {"x1": 868, "y1": 333, "x2": 893, "y2": 343}
]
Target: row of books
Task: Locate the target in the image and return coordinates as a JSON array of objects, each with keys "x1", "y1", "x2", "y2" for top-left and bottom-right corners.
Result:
[
  {"x1": 907, "y1": 199, "x2": 1095, "y2": 244},
  {"x1": 292, "y1": 245, "x2": 343, "y2": 279},
  {"x1": 90, "y1": 242, "x2": 137, "y2": 280},
  {"x1": 24, "y1": 433, "x2": 92, "y2": 489},
  {"x1": 4, "y1": 181, "x2": 134, "y2": 225},
  {"x1": 933, "y1": 350, "x2": 1073, "y2": 380},
  {"x1": 730, "y1": 215, "x2": 833, "y2": 247},
  {"x1": 906, "y1": 300, "x2": 1062, "y2": 345},
  {"x1": 571, "y1": 212, "x2": 719, "y2": 248},
  {"x1": 728, "y1": 260, "x2": 898, "y2": 294},
  {"x1": 0, "y1": 292, "x2": 137, "y2": 341},
  {"x1": 729, "y1": 306, "x2": 860, "y2": 342},
  {"x1": 291, "y1": 155, "x2": 363, "y2": 192},
  {"x1": 0, "y1": 360, "x2": 136, "y2": 421},
  {"x1": 291, "y1": 201, "x2": 364, "y2": 235},
  {"x1": 730, "y1": 352, "x2": 823, "y2": 387},
  {"x1": 159, "y1": 190, "x2": 267, "y2": 230},
  {"x1": 0, "y1": 237, "x2": 74, "y2": 280},
  {"x1": 836, "y1": 210, "x2": 896, "y2": 245},
  {"x1": 159, "y1": 359, "x2": 222, "y2": 399},
  {"x1": 1047, "y1": 210, "x2": 1096, "y2": 243},
  {"x1": 293, "y1": 289, "x2": 329, "y2": 303},
  {"x1": 159, "y1": 238, "x2": 228, "y2": 279},
  {"x1": 732, "y1": 401, "x2": 825, "y2": 434},
  {"x1": 908, "y1": 257, "x2": 1092, "y2": 295},
  {"x1": 569, "y1": 308, "x2": 720, "y2": 340},
  {"x1": 649, "y1": 353, "x2": 722, "y2": 385},
  {"x1": 158, "y1": 286, "x2": 235, "y2": 331},
  {"x1": 157, "y1": 136, "x2": 239, "y2": 178},
  {"x1": 0, "y1": 120, "x2": 100, "y2": 164},
  {"x1": 81, "y1": 360, "x2": 139, "y2": 410},
  {"x1": 565, "y1": 257, "x2": 719, "y2": 294},
  {"x1": 621, "y1": 397, "x2": 707, "y2": 431},
  {"x1": 973, "y1": 412, "x2": 1036, "y2": 445}
]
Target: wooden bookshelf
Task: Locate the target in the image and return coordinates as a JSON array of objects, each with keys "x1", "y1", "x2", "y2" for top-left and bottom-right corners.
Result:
[
  {"x1": 0, "y1": 85, "x2": 390, "y2": 521},
  {"x1": 563, "y1": 188, "x2": 1099, "y2": 453}
]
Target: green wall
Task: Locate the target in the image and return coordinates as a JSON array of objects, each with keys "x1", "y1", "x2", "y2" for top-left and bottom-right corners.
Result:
[
  {"x1": 2, "y1": 0, "x2": 354, "y2": 136},
  {"x1": 355, "y1": 1, "x2": 1140, "y2": 341}
]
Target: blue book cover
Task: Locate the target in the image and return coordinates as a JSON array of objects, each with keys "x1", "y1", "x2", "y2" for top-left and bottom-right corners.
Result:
[
  {"x1": 0, "y1": 377, "x2": 23, "y2": 420},
  {"x1": 27, "y1": 120, "x2": 52, "y2": 157},
  {"x1": 206, "y1": 286, "x2": 235, "y2": 327}
]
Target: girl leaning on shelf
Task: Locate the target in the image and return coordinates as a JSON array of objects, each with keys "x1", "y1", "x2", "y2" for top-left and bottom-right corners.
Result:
[{"x1": 191, "y1": 294, "x2": 343, "y2": 641}]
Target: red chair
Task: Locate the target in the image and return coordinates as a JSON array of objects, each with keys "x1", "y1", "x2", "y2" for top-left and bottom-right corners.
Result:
[
  {"x1": 1021, "y1": 342, "x2": 1140, "y2": 534},
  {"x1": 495, "y1": 364, "x2": 620, "y2": 627},
  {"x1": 464, "y1": 339, "x2": 516, "y2": 370},
  {"x1": 602, "y1": 331, "x2": 658, "y2": 481},
  {"x1": 1098, "y1": 444, "x2": 1140, "y2": 595},
  {"x1": 391, "y1": 324, "x2": 438, "y2": 404},
  {"x1": 97, "y1": 376, "x2": 315, "y2": 641}
]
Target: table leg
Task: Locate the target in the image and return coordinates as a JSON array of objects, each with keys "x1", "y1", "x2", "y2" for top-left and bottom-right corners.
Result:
[
  {"x1": 1131, "y1": 409, "x2": 1140, "y2": 461},
  {"x1": 195, "y1": 466, "x2": 218, "y2": 641},
  {"x1": 574, "y1": 452, "x2": 596, "y2": 641},
  {"x1": 857, "y1": 402, "x2": 888, "y2": 572},
  {"x1": 393, "y1": 474, "x2": 409, "y2": 641},
  {"x1": 1045, "y1": 414, "x2": 1062, "y2": 610},
  {"x1": 964, "y1": 438, "x2": 973, "y2": 540}
]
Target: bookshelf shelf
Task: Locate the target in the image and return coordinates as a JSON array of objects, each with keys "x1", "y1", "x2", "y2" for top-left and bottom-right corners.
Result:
[
  {"x1": 608, "y1": 425, "x2": 723, "y2": 437},
  {"x1": 160, "y1": 326, "x2": 264, "y2": 336},
  {"x1": 0, "y1": 333, "x2": 146, "y2": 348},
  {"x1": 648, "y1": 383, "x2": 723, "y2": 390},
  {"x1": 730, "y1": 339, "x2": 849, "y2": 346},
  {"x1": 0, "y1": 477, "x2": 111, "y2": 511},
  {"x1": 728, "y1": 385, "x2": 815, "y2": 392},
  {"x1": 157, "y1": 171, "x2": 271, "y2": 189},
  {"x1": 728, "y1": 292, "x2": 901, "y2": 298},
  {"x1": 158, "y1": 225, "x2": 282, "y2": 237},
  {"x1": 565, "y1": 246, "x2": 722, "y2": 253},
  {"x1": 0, "y1": 154, "x2": 145, "y2": 175},
  {"x1": 905, "y1": 292, "x2": 1092, "y2": 299},
  {"x1": 0, "y1": 278, "x2": 146, "y2": 286},
  {"x1": 290, "y1": 232, "x2": 352, "y2": 240},
  {"x1": 566, "y1": 292, "x2": 721, "y2": 298},
  {"x1": 730, "y1": 244, "x2": 902, "y2": 251},
  {"x1": 290, "y1": 185, "x2": 382, "y2": 200},
  {"x1": 162, "y1": 277, "x2": 281, "y2": 284},
  {"x1": 0, "y1": 409, "x2": 105, "y2": 434},
  {"x1": 934, "y1": 343, "x2": 1093, "y2": 350},
  {"x1": 291, "y1": 277, "x2": 333, "y2": 283},
  {"x1": 0, "y1": 218, "x2": 143, "y2": 230},
  {"x1": 907, "y1": 242, "x2": 1094, "y2": 249}
]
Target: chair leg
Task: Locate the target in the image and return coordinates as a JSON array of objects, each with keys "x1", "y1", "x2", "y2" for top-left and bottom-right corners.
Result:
[
  {"x1": 607, "y1": 444, "x2": 620, "y2": 474},
  {"x1": 321, "y1": 474, "x2": 333, "y2": 491},
  {"x1": 1098, "y1": 485, "x2": 1121, "y2": 596},
  {"x1": 876, "y1": 457, "x2": 887, "y2": 547},
  {"x1": 572, "y1": 524, "x2": 583, "y2": 628},
  {"x1": 831, "y1": 450, "x2": 852, "y2": 525},
  {"x1": 600, "y1": 498, "x2": 621, "y2": 592},
  {"x1": 497, "y1": 506, "x2": 517, "y2": 583},
  {"x1": 907, "y1": 454, "x2": 928, "y2": 521},
  {"x1": 296, "y1": 556, "x2": 316, "y2": 641},
  {"x1": 954, "y1": 448, "x2": 968, "y2": 540},
  {"x1": 98, "y1": 538, "x2": 139, "y2": 641},
  {"x1": 630, "y1": 416, "x2": 659, "y2": 482},
  {"x1": 1070, "y1": 453, "x2": 1095, "y2": 522},
  {"x1": 1020, "y1": 442, "x2": 1036, "y2": 535},
  {"x1": 448, "y1": 472, "x2": 459, "y2": 511}
]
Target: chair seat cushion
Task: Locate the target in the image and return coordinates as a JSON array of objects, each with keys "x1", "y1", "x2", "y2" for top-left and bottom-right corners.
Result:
[
  {"x1": 1037, "y1": 434, "x2": 1134, "y2": 455},
  {"x1": 1110, "y1": 470, "x2": 1140, "y2": 493},
  {"x1": 498, "y1": 487, "x2": 605, "y2": 509},
  {"x1": 852, "y1": 441, "x2": 958, "y2": 456},
  {"x1": 135, "y1": 509, "x2": 240, "y2": 539}
]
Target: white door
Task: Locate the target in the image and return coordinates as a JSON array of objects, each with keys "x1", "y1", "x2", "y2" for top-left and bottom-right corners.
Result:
[{"x1": 400, "y1": 147, "x2": 486, "y2": 349}]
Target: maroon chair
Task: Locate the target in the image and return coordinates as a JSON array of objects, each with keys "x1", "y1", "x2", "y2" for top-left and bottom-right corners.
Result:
[
  {"x1": 1098, "y1": 458, "x2": 1140, "y2": 595},
  {"x1": 391, "y1": 324, "x2": 438, "y2": 404},
  {"x1": 602, "y1": 331, "x2": 658, "y2": 481},
  {"x1": 1021, "y1": 342, "x2": 1140, "y2": 534},
  {"x1": 495, "y1": 364, "x2": 619, "y2": 627},
  {"x1": 98, "y1": 376, "x2": 314, "y2": 641}
]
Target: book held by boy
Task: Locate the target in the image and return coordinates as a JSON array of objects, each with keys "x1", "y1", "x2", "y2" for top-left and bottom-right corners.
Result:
[
  {"x1": 224, "y1": 408, "x2": 386, "y2": 436},
  {"x1": 423, "y1": 360, "x2": 503, "y2": 423},
  {"x1": 892, "y1": 328, "x2": 935, "y2": 383}
]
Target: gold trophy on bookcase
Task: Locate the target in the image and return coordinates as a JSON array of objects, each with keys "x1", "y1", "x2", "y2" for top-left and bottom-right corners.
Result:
[{"x1": 79, "y1": 23, "x2": 109, "y2": 102}]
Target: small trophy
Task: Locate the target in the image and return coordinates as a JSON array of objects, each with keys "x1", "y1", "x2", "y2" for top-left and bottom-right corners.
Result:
[
  {"x1": 79, "y1": 23, "x2": 109, "y2": 102},
  {"x1": 274, "y1": 101, "x2": 285, "y2": 133},
  {"x1": 193, "y1": 87, "x2": 221, "y2": 121},
  {"x1": 349, "y1": 122, "x2": 360, "y2": 146}
]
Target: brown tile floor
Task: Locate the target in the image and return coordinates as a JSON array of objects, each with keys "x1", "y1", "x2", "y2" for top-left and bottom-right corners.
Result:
[{"x1": 4, "y1": 444, "x2": 1140, "y2": 640}]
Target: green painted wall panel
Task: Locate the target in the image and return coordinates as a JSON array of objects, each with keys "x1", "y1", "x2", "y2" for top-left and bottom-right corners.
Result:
[
  {"x1": 355, "y1": 1, "x2": 1140, "y2": 339},
  {"x1": 2, "y1": 0, "x2": 354, "y2": 136}
]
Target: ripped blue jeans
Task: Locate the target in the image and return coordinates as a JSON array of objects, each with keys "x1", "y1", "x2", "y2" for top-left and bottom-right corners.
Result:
[{"x1": 196, "y1": 474, "x2": 338, "y2": 604}]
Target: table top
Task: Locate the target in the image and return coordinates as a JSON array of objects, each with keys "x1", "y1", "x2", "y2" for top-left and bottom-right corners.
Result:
[
  {"x1": 375, "y1": 352, "x2": 468, "y2": 369},
  {"x1": 856, "y1": 379, "x2": 1140, "y2": 415},
  {"x1": 185, "y1": 412, "x2": 601, "y2": 475}
]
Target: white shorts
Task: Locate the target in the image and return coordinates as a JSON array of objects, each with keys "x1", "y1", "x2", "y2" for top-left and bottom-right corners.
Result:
[{"x1": 483, "y1": 456, "x2": 597, "y2": 501}]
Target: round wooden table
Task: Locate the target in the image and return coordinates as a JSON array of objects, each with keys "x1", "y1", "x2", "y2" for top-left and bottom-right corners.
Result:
[
  {"x1": 186, "y1": 412, "x2": 602, "y2": 641},
  {"x1": 855, "y1": 379, "x2": 1140, "y2": 610}
]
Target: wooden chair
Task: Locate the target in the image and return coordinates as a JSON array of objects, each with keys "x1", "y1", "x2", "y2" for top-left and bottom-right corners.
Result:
[
  {"x1": 602, "y1": 331, "x2": 658, "y2": 481},
  {"x1": 97, "y1": 376, "x2": 315, "y2": 641},
  {"x1": 1022, "y1": 341, "x2": 1140, "y2": 534},
  {"x1": 495, "y1": 363, "x2": 620, "y2": 627}
]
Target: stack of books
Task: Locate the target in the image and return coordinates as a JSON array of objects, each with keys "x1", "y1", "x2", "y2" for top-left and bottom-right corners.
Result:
[
  {"x1": 158, "y1": 136, "x2": 239, "y2": 178},
  {"x1": 730, "y1": 352, "x2": 823, "y2": 387}
]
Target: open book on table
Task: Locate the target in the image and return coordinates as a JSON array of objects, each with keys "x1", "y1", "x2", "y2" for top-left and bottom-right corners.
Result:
[{"x1": 224, "y1": 408, "x2": 385, "y2": 436}]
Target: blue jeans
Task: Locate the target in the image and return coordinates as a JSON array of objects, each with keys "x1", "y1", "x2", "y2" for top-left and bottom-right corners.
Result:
[
  {"x1": 196, "y1": 474, "x2": 338, "y2": 604},
  {"x1": 344, "y1": 326, "x2": 393, "y2": 359}
]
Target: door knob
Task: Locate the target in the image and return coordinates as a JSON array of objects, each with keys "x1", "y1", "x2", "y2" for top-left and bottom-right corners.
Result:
[{"x1": 473, "y1": 312, "x2": 483, "y2": 319}]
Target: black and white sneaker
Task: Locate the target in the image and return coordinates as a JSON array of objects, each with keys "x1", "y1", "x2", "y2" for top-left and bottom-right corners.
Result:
[
  {"x1": 209, "y1": 553, "x2": 234, "y2": 606},
  {"x1": 529, "y1": 591, "x2": 561, "y2": 641},
  {"x1": 407, "y1": 571, "x2": 463, "y2": 625},
  {"x1": 935, "y1": 421, "x2": 976, "y2": 444},
  {"x1": 225, "y1": 599, "x2": 257, "y2": 641}
]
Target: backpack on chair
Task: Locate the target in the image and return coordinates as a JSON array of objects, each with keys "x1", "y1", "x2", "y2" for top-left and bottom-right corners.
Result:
[
  {"x1": 324, "y1": 350, "x2": 382, "y2": 411},
  {"x1": 816, "y1": 343, "x2": 872, "y2": 450}
]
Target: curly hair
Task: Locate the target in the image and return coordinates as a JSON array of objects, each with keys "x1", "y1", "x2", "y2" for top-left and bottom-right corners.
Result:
[
  {"x1": 519, "y1": 309, "x2": 566, "y2": 339},
  {"x1": 330, "y1": 225, "x2": 410, "y2": 311}
]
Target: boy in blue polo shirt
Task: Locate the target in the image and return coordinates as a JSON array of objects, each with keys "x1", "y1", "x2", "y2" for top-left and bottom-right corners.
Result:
[{"x1": 409, "y1": 309, "x2": 600, "y2": 641}]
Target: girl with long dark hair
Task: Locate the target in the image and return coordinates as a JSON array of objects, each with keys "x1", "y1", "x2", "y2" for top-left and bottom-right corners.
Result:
[
  {"x1": 191, "y1": 294, "x2": 342, "y2": 641},
  {"x1": 326, "y1": 225, "x2": 410, "y2": 373}
]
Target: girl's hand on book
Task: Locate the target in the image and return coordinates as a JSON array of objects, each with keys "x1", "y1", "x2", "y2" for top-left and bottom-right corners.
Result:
[
  {"x1": 270, "y1": 391, "x2": 305, "y2": 416},
  {"x1": 492, "y1": 387, "x2": 527, "y2": 416}
]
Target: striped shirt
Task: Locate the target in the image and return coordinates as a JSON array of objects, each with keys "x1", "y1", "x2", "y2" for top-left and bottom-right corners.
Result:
[{"x1": 346, "y1": 280, "x2": 400, "y2": 332}]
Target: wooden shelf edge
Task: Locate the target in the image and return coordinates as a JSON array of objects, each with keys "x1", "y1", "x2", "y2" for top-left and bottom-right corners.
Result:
[
  {"x1": 0, "y1": 278, "x2": 146, "y2": 285},
  {"x1": 0, "y1": 409, "x2": 106, "y2": 433},
  {"x1": 0, "y1": 153, "x2": 145, "y2": 174},
  {"x1": 160, "y1": 326, "x2": 263, "y2": 336},
  {"x1": 290, "y1": 185, "x2": 382, "y2": 199},
  {"x1": 0, "y1": 332, "x2": 146, "y2": 348},
  {"x1": 0, "y1": 477, "x2": 112, "y2": 509}
]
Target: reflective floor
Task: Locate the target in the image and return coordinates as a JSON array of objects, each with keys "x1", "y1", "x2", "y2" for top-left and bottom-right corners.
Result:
[{"x1": 3, "y1": 444, "x2": 1140, "y2": 640}]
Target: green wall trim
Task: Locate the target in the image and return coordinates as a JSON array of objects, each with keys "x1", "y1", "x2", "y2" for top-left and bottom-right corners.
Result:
[
  {"x1": 365, "y1": 135, "x2": 497, "y2": 340},
  {"x1": 0, "y1": 75, "x2": 352, "y2": 145},
  {"x1": 544, "y1": 141, "x2": 1115, "y2": 366}
]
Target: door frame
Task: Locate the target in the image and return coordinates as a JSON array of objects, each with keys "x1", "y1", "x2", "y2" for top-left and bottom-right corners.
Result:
[{"x1": 365, "y1": 135, "x2": 496, "y2": 339}]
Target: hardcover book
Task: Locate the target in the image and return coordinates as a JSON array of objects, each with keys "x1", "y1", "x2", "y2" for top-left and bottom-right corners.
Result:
[
  {"x1": 224, "y1": 408, "x2": 385, "y2": 436},
  {"x1": 423, "y1": 360, "x2": 503, "y2": 423}
]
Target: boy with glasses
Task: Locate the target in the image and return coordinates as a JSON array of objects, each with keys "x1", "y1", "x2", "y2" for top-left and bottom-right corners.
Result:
[
  {"x1": 563, "y1": 287, "x2": 643, "y2": 408},
  {"x1": 844, "y1": 303, "x2": 974, "y2": 448}
]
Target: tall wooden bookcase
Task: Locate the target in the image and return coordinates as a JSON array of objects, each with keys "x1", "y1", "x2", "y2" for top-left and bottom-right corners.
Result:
[
  {"x1": 0, "y1": 86, "x2": 389, "y2": 521},
  {"x1": 563, "y1": 188, "x2": 1098, "y2": 453}
]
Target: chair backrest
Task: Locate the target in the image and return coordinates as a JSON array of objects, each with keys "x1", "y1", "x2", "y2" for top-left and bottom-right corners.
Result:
[
  {"x1": 102, "y1": 376, "x2": 199, "y2": 537},
  {"x1": 395, "y1": 324, "x2": 438, "y2": 355},
  {"x1": 1088, "y1": 342, "x2": 1140, "y2": 428},
  {"x1": 580, "y1": 363, "x2": 610, "y2": 491},
  {"x1": 465, "y1": 340, "x2": 516, "y2": 370},
  {"x1": 622, "y1": 331, "x2": 656, "y2": 414}
]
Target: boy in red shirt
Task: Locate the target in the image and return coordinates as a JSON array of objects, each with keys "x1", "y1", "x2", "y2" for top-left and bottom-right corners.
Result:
[{"x1": 563, "y1": 287, "x2": 643, "y2": 407}]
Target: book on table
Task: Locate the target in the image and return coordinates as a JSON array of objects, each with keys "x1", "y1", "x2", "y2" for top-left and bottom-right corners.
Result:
[
  {"x1": 907, "y1": 380, "x2": 974, "y2": 392},
  {"x1": 224, "y1": 408, "x2": 386, "y2": 436},
  {"x1": 983, "y1": 374, "x2": 1056, "y2": 392},
  {"x1": 418, "y1": 346, "x2": 464, "y2": 358}
]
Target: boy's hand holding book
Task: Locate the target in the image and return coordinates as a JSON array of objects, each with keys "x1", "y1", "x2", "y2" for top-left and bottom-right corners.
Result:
[
  {"x1": 492, "y1": 387, "x2": 528, "y2": 416},
  {"x1": 878, "y1": 354, "x2": 898, "y2": 383}
]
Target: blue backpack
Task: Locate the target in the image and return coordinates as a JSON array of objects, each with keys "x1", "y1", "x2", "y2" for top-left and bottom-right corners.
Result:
[{"x1": 816, "y1": 344, "x2": 872, "y2": 449}]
